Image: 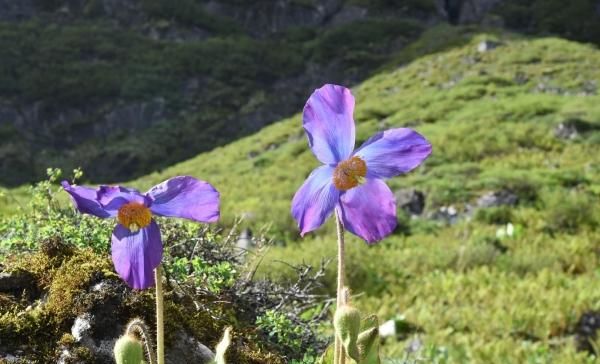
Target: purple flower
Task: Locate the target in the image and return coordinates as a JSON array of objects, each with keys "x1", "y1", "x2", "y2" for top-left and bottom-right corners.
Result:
[
  {"x1": 292, "y1": 84, "x2": 432, "y2": 243},
  {"x1": 62, "y1": 176, "x2": 220, "y2": 289}
]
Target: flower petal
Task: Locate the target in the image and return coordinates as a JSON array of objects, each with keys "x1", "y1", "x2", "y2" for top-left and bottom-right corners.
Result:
[
  {"x1": 146, "y1": 176, "x2": 220, "y2": 223},
  {"x1": 61, "y1": 181, "x2": 110, "y2": 218},
  {"x1": 338, "y1": 179, "x2": 397, "y2": 244},
  {"x1": 111, "y1": 220, "x2": 162, "y2": 290},
  {"x1": 291, "y1": 165, "x2": 339, "y2": 236},
  {"x1": 97, "y1": 185, "x2": 149, "y2": 216},
  {"x1": 354, "y1": 128, "x2": 432, "y2": 179},
  {"x1": 303, "y1": 84, "x2": 356, "y2": 164}
]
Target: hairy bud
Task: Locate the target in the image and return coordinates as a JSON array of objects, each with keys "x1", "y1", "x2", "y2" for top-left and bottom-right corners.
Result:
[
  {"x1": 334, "y1": 305, "x2": 361, "y2": 361},
  {"x1": 114, "y1": 334, "x2": 144, "y2": 364}
]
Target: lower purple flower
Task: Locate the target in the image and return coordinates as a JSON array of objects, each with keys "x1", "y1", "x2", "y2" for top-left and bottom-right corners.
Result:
[
  {"x1": 292, "y1": 84, "x2": 432, "y2": 243},
  {"x1": 62, "y1": 176, "x2": 220, "y2": 289}
]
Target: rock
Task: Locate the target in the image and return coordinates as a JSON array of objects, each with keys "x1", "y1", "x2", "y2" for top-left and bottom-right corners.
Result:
[
  {"x1": 476, "y1": 190, "x2": 518, "y2": 208},
  {"x1": 575, "y1": 310, "x2": 600, "y2": 354},
  {"x1": 379, "y1": 317, "x2": 421, "y2": 340},
  {"x1": 429, "y1": 205, "x2": 461, "y2": 225},
  {"x1": 100, "y1": 98, "x2": 167, "y2": 137},
  {"x1": 435, "y1": 0, "x2": 503, "y2": 24},
  {"x1": 477, "y1": 40, "x2": 502, "y2": 52},
  {"x1": 236, "y1": 228, "x2": 254, "y2": 255},
  {"x1": 395, "y1": 189, "x2": 425, "y2": 215},
  {"x1": 0, "y1": 0, "x2": 34, "y2": 21},
  {"x1": 203, "y1": 0, "x2": 343, "y2": 35},
  {"x1": 166, "y1": 330, "x2": 215, "y2": 364},
  {"x1": 0, "y1": 271, "x2": 35, "y2": 292},
  {"x1": 554, "y1": 119, "x2": 595, "y2": 140},
  {"x1": 71, "y1": 313, "x2": 93, "y2": 342},
  {"x1": 329, "y1": 5, "x2": 368, "y2": 26}
]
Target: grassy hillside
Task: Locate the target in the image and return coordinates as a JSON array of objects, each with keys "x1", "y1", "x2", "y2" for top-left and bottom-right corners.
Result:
[
  {"x1": 3, "y1": 24, "x2": 600, "y2": 362},
  {"x1": 124, "y1": 25, "x2": 600, "y2": 362}
]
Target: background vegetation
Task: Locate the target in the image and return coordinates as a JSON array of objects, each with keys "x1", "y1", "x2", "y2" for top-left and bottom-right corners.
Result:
[{"x1": 2, "y1": 1, "x2": 600, "y2": 363}]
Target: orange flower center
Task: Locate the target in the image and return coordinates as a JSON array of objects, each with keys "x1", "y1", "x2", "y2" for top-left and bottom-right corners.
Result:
[
  {"x1": 333, "y1": 156, "x2": 367, "y2": 191},
  {"x1": 117, "y1": 202, "x2": 151, "y2": 232}
]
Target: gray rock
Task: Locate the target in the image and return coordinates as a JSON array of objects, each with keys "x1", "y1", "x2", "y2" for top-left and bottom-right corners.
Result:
[
  {"x1": 435, "y1": 0, "x2": 504, "y2": 24},
  {"x1": 99, "y1": 98, "x2": 166, "y2": 137},
  {"x1": 554, "y1": 119, "x2": 595, "y2": 140},
  {"x1": 329, "y1": 5, "x2": 368, "y2": 26},
  {"x1": 236, "y1": 228, "x2": 254, "y2": 255},
  {"x1": 0, "y1": 0, "x2": 34, "y2": 21},
  {"x1": 202, "y1": 0, "x2": 342, "y2": 35},
  {"x1": 477, "y1": 40, "x2": 502, "y2": 53},
  {"x1": 395, "y1": 189, "x2": 425, "y2": 215},
  {"x1": 166, "y1": 330, "x2": 215, "y2": 364},
  {"x1": 476, "y1": 190, "x2": 518, "y2": 208},
  {"x1": 429, "y1": 205, "x2": 460, "y2": 225},
  {"x1": 71, "y1": 313, "x2": 93, "y2": 342},
  {"x1": 458, "y1": 0, "x2": 504, "y2": 23}
]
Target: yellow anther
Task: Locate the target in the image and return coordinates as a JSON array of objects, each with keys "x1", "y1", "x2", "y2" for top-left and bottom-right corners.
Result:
[
  {"x1": 333, "y1": 156, "x2": 368, "y2": 191},
  {"x1": 118, "y1": 202, "x2": 151, "y2": 232}
]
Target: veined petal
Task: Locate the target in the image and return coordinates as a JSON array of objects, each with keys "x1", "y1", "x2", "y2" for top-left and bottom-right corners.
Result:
[
  {"x1": 97, "y1": 185, "x2": 149, "y2": 216},
  {"x1": 291, "y1": 165, "x2": 339, "y2": 236},
  {"x1": 147, "y1": 176, "x2": 220, "y2": 223},
  {"x1": 111, "y1": 220, "x2": 162, "y2": 290},
  {"x1": 61, "y1": 181, "x2": 110, "y2": 218},
  {"x1": 354, "y1": 128, "x2": 432, "y2": 179},
  {"x1": 338, "y1": 179, "x2": 397, "y2": 244},
  {"x1": 303, "y1": 84, "x2": 356, "y2": 164}
]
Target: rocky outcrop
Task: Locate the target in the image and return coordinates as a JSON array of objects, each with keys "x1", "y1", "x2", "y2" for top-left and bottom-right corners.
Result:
[
  {"x1": 203, "y1": 0, "x2": 343, "y2": 35},
  {"x1": 435, "y1": 0, "x2": 504, "y2": 24}
]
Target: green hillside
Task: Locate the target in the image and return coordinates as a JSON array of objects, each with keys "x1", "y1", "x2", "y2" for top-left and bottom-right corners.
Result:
[
  {"x1": 128, "y1": 25, "x2": 600, "y2": 362},
  {"x1": 3, "y1": 24, "x2": 600, "y2": 362}
]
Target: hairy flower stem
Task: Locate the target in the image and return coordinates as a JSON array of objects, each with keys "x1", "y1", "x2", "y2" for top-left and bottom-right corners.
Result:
[
  {"x1": 334, "y1": 210, "x2": 346, "y2": 364},
  {"x1": 126, "y1": 318, "x2": 157, "y2": 364},
  {"x1": 155, "y1": 265, "x2": 165, "y2": 364}
]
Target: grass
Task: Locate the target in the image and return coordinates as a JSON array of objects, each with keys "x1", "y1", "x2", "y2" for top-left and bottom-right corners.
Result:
[{"x1": 3, "y1": 24, "x2": 600, "y2": 362}]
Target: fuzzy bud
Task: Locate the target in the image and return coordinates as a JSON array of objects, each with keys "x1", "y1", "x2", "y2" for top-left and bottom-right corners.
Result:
[
  {"x1": 114, "y1": 334, "x2": 144, "y2": 364},
  {"x1": 334, "y1": 305, "x2": 361, "y2": 361},
  {"x1": 357, "y1": 327, "x2": 380, "y2": 363}
]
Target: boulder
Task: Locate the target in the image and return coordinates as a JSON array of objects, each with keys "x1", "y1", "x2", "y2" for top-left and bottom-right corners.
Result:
[
  {"x1": 575, "y1": 310, "x2": 600, "y2": 354},
  {"x1": 477, "y1": 40, "x2": 502, "y2": 52},
  {"x1": 554, "y1": 119, "x2": 596, "y2": 140},
  {"x1": 429, "y1": 205, "x2": 460, "y2": 225},
  {"x1": 395, "y1": 189, "x2": 425, "y2": 215},
  {"x1": 476, "y1": 190, "x2": 518, "y2": 208}
]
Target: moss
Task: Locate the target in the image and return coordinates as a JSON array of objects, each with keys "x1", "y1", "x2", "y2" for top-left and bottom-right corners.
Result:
[{"x1": 45, "y1": 249, "x2": 113, "y2": 325}]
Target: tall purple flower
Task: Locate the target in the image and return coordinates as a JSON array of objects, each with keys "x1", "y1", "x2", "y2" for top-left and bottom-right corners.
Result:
[
  {"x1": 62, "y1": 176, "x2": 220, "y2": 289},
  {"x1": 292, "y1": 84, "x2": 432, "y2": 243}
]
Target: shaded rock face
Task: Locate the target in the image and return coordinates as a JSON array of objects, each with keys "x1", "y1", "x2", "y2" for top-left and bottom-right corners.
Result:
[
  {"x1": 0, "y1": 0, "x2": 34, "y2": 21},
  {"x1": 203, "y1": 0, "x2": 343, "y2": 35},
  {"x1": 3, "y1": 98, "x2": 168, "y2": 146},
  {"x1": 436, "y1": 0, "x2": 504, "y2": 24}
]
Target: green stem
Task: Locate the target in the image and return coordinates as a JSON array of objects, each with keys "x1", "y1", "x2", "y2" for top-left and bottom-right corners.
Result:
[
  {"x1": 155, "y1": 265, "x2": 165, "y2": 364},
  {"x1": 334, "y1": 210, "x2": 346, "y2": 364},
  {"x1": 126, "y1": 318, "x2": 157, "y2": 364}
]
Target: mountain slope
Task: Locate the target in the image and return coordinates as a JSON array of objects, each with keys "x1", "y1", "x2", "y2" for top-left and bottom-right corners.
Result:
[
  {"x1": 122, "y1": 25, "x2": 600, "y2": 362},
  {"x1": 128, "y1": 24, "x2": 600, "y2": 237},
  {"x1": 3, "y1": 24, "x2": 600, "y2": 362}
]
